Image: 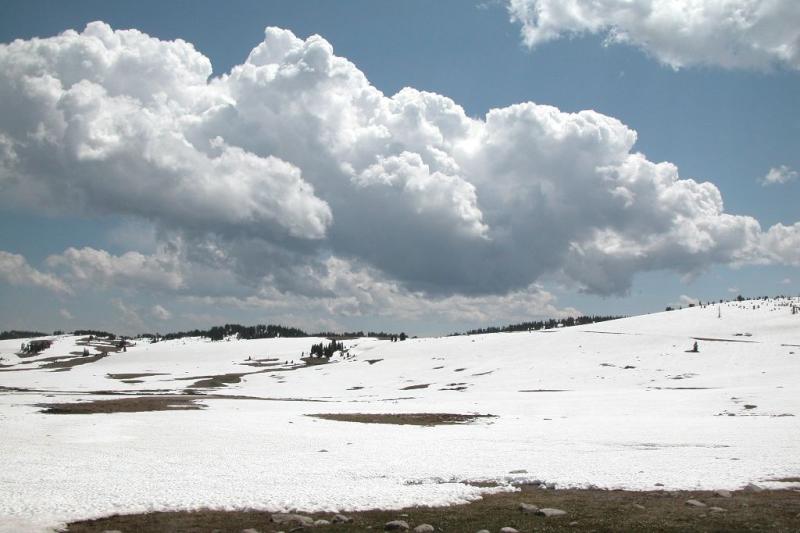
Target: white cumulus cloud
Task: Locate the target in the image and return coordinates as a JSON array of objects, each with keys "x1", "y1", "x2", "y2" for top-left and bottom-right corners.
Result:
[
  {"x1": 759, "y1": 165, "x2": 798, "y2": 186},
  {"x1": 0, "y1": 251, "x2": 72, "y2": 294},
  {"x1": 0, "y1": 22, "x2": 797, "y2": 308},
  {"x1": 508, "y1": 0, "x2": 800, "y2": 70}
]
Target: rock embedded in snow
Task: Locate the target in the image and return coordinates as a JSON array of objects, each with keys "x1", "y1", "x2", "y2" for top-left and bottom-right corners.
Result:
[
  {"x1": 715, "y1": 489, "x2": 732, "y2": 498},
  {"x1": 413, "y1": 524, "x2": 435, "y2": 533},
  {"x1": 385, "y1": 520, "x2": 410, "y2": 531},
  {"x1": 271, "y1": 513, "x2": 314, "y2": 527},
  {"x1": 685, "y1": 499, "x2": 706, "y2": 507},
  {"x1": 536, "y1": 508, "x2": 567, "y2": 517},
  {"x1": 743, "y1": 483, "x2": 764, "y2": 492},
  {"x1": 519, "y1": 502, "x2": 539, "y2": 513}
]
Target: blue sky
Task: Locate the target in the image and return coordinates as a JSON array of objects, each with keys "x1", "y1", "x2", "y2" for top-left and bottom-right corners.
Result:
[{"x1": 0, "y1": 1, "x2": 798, "y2": 335}]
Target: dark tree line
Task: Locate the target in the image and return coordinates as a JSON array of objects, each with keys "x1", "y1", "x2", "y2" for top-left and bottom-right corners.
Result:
[
  {"x1": 0, "y1": 330, "x2": 47, "y2": 340},
  {"x1": 309, "y1": 340, "x2": 344, "y2": 358},
  {"x1": 313, "y1": 331, "x2": 408, "y2": 340},
  {"x1": 457, "y1": 315, "x2": 624, "y2": 336},
  {"x1": 149, "y1": 323, "x2": 308, "y2": 342},
  {"x1": 73, "y1": 330, "x2": 116, "y2": 339}
]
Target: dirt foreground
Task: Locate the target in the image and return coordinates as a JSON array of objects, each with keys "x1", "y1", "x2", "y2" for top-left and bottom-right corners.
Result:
[{"x1": 66, "y1": 484, "x2": 800, "y2": 532}]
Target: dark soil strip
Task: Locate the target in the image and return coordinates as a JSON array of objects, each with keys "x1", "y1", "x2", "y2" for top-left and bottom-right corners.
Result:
[
  {"x1": 38, "y1": 395, "x2": 206, "y2": 414},
  {"x1": 691, "y1": 336, "x2": 759, "y2": 344},
  {"x1": 307, "y1": 413, "x2": 494, "y2": 426},
  {"x1": 65, "y1": 486, "x2": 800, "y2": 533},
  {"x1": 400, "y1": 384, "x2": 430, "y2": 390},
  {"x1": 107, "y1": 373, "x2": 169, "y2": 380},
  {"x1": 39, "y1": 353, "x2": 108, "y2": 370}
]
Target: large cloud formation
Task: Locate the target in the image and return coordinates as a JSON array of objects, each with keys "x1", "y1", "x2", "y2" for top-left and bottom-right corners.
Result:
[
  {"x1": 508, "y1": 0, "x2": 800, "y2": 70},
  {"x1": 0, "y1": 22, "x2": 796, "y2": 313}
]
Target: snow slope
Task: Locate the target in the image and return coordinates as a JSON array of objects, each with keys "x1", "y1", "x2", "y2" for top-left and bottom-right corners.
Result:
[{"x1": 1, "y1": 298, "x2": 799, "y2": 531}]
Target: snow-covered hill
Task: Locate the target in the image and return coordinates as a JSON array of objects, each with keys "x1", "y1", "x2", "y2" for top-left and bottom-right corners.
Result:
[{"x1": 1, "y1": 298, "x2": 799, "y2": 532}]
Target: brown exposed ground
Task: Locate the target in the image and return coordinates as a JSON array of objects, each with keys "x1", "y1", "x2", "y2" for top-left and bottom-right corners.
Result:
[
  {"x1": 107, "y1": 372, "x2": 169, "y2": 380},
  {"x1": 307, "y1": 412, "x2": 494, "y2": 426},
  {"x1": 38, "y1": 395, "x2": 206, "y2": 414},
  {"x1": 65, "y1": 485, "x2": 800, "y2": 532}
]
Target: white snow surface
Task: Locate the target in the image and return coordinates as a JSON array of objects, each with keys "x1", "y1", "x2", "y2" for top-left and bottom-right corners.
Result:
[{"x1": 1, "y1": 298, "x2": 799, "y2": 531}]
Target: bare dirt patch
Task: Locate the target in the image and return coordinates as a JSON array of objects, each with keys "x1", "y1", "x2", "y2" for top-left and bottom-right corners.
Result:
[
  {"x1": 307, "y1": 412, "x2": 494, "y2": 426},
  {"x1": 65, "y1": 486, "x2": 800, "y2": 532},
  {"x1": 39, "y1": 353, "x2": 109, "y2": 370},
  {"x1": 691, "y1": 336, "x2": 759, "y2": 344},
  {"x1": 518, "y1": 389, "x2": 571, "y2": 392},
  {"x1": 38, "y1": 395, "x2": 206, "y2": 414},
  {"x1": 107, "y1": 372, "x2": 169, "y2": 380}
]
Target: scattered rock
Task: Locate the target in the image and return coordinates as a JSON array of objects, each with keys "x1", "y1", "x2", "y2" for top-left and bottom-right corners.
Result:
[
  {"x1": 413, "y1": 525, "x2": 435, "y2": 533},
  {"x1": 654, "y1": 483, "x2": 664, "y2": 487},
  {"x1": 545, "y1": 482, "x2": 556, "y2": 490},
  {"x1": 715, "y1": 489, "x2": 732, "y2": 498},
  {"x1": 314, "y1": 519, "x2": 331, "y2": 526},
  {"x1": 709, "y1": 506, "x2": 727, "y2": 513},
  {"x1": 476, "y1": 530, "x2": 491, "y2": 533},
  {"x1": 519, "y1": 502, "x2": 539, "y2": 514},
  {"x1": 569, "y1": 521, "x2": 579, "y2": 526},
  {"x1": 632, "y1": 503, "x2": 646, "y2": 510},
  {"x1": 332, "y1": 514, "x2": 353, "y2": 523},
  {"x1": 743, "y1": 482, "x2": 764, "y2": 492},
  {"x1": 685, "y1": 499, "x2": 706, "y2": 507},
  {"x1": 271, "y1": 513, "x2": 314, "y2": 527},
  {"x1": 500, "y1": 528, "x2": 519, "y2": 533},
  {"x1": 536, "y1": 508, "x2": 567, "y2": 517},
  {"x1": 241, "y1": 529, "x2": 260, "y2": 533},
  {"x1": 385, "y1": 520, "x2": 410, "y2": 531},
  {"x1": 743, "y1": 404, "x2": 757, "y2": 410},
  {"x1": 509, "y1": 469, "x2": 528, "y2": 474}
]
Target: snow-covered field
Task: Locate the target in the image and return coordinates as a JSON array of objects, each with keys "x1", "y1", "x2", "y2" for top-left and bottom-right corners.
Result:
[{"x1": 1, "y1": 298, "x2": 799, "y2": 532}]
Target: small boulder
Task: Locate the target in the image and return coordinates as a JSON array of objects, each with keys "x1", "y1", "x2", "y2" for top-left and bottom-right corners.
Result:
[
  {"x1": 314, "y1": 519, "x2": 331, "y2": 526},
  {"x1": 569, "y1": 521, "x2": 579, "y2": 527},
  {"x1": 509, "y1": 469, "x2": 528, "y2": 474},
  {"x1": 536, "y1": 508, "x2": 567, "y2": 517},
  {"x1": 632, "y1": 503, "x2": 646, "y2": 510},
  {"x1": 413, "y1": 525, "x2": 435, "y2": 533},
  {"x1": 519, "y1": 502, "x2": 539, "y2": 514},
  {"x1": 545, "y1": 482, "x2": 556, "y2": 490},
  {"x1": 500, "y1": 528, "x2": 519, "y2": 533},
  {"x1": 708, "y1": 506, "x2": 727, "y2": 513},
  {"x1": 241, "y1": 529, "x2": 261, "y2": 533},
  {"x1": 271, "y1": 513, "x2": 315, "y2": 527},
  {"x1": 685, "y1": 499, "x2": 706, "y2": 508},
  {"x1": 714, "y1": 489, "x2": 732, "y2": 498},
  {"x1": 476, "y1": 530, "x2": 491, "y2": 533},
  {"x1": 332, "y1": 514, "x2": 353, "y2": 523},
  {"x1": 385, "y1": 520, "x2": 410, "y2": 531},
  {"x1": 743, "y1": 483, "x2": 764, "y2": 492}
]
